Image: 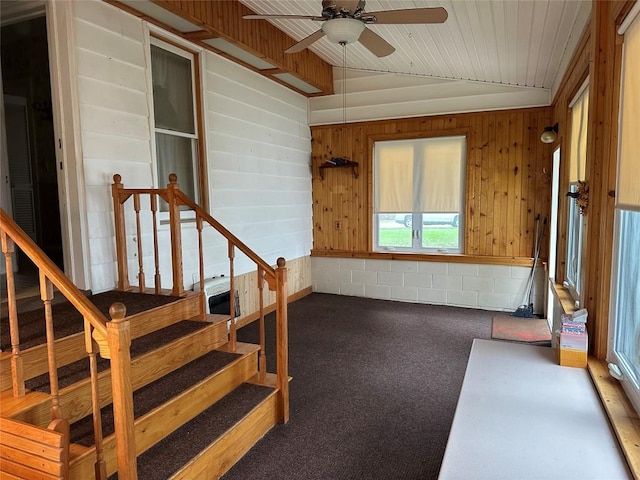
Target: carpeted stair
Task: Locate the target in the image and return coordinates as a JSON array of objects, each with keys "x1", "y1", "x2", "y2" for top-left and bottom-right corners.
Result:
[{"x1": 1, "y1": 290, "x2": 281, "y2": 480}]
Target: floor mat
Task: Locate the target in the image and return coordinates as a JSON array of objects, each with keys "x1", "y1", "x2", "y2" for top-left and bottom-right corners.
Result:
[{"x1": 491, "y1": 316, "x2": 552, "y2": 345}]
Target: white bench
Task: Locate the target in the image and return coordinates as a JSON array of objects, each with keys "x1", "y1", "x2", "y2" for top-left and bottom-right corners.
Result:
[{"x1": 438, "y1": 339, "x2": 630, "y2": 480}]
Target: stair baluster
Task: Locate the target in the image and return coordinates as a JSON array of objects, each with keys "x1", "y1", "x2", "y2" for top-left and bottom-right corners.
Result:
[
  {"x1": 150, "y1": 194, "x2": 161, "y2": 294},
  {"x1": 133, "y1": 193, "x2": 145, "y2": 293},
  {"x1": 258, "y1": 266, "x2": 266, "y2": 383},
  {"x1": 197, "y1": 216, "x2": 206, "y2": 319},
  {"x1": 229, "y1": 242, "x2": 236, "y2": 351},
  {"x1": 0, "y1": 231, "x2": 24, "y2": 396},
  {"x1": 41, "y1": 272, "x2": 62, "y2": 421}
]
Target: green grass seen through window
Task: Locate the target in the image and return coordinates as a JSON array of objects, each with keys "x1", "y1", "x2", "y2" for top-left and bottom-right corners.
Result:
[{"x1": 378, "y1": 226, "x2": 459, "y2": 249}]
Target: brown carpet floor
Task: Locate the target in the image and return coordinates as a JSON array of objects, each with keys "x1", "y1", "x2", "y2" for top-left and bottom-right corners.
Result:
[{"x1": 225, "y1": 293, "x2": 499, "y2": 480}]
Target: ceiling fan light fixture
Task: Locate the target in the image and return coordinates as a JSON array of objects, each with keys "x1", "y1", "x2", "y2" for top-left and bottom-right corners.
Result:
[{"x1": 322, "y1": 18, "x2": 366, "y2": 44}]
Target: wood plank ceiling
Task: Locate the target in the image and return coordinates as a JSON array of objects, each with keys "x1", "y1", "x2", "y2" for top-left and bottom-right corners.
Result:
[
  {"x1": 239, "y1": 0, "x2": 591, "y2": 91},
  {"x1": 108, "y1": 0, "x2": 591, "y2": 120}
]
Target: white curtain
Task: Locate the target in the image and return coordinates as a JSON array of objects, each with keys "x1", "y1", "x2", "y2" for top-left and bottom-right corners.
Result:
[
  {"x1": 569, "y1": 86, "x2": 589, "y2": 183},
  {"x1": 617, "y1": 15, "x2": 640, "y2": 208},
  {"x1": 375, "y1": 136, "x2": 465, "y2": 213}
]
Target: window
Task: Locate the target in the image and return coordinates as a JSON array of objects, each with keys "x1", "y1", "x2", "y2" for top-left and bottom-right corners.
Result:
[
  {"x1": 610, "y1": 10, "x2": 640, "y2": 414},
  {"x1": 564, "y1": 82, "x2": 588, "y2": 303},
  {"x1": 150, "y1": 38, "x2": 202, "y2": 205},
  {"x1": 373, "y1": 136, "x2": 465, "y2": 253}
]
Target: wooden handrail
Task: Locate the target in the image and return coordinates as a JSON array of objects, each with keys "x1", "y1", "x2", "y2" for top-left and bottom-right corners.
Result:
[
  {"x1": 111, "y1": 173, "x2": 289, "y2": 424},
  {"x1": 173, "y1": 190, "x2": 277, "y2": 280},
  {"x1": 0, "y1": 208, "x2": 108, "y2": 337}
]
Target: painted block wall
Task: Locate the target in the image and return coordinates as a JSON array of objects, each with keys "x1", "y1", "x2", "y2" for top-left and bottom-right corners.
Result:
[
  {"x1": 312, "y1": 257, "x2": 545, "y2": 314},
  {"x1": 71, "y1": 0, "x2": 312, "y2": 293}
]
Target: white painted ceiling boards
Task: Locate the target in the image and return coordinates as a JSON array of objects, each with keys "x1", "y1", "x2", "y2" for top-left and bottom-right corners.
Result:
[{"x1": 239, "y1": 0, "x2": 591, "y2": 124}]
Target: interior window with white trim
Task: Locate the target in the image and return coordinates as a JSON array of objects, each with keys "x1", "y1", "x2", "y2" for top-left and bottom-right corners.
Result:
[
  {"x1": 564, "y1": 81, "x2": 588, "y2": 304},
  {"x1": 373, "y1": 136, "x2": 465, "y2": 253},
  {"x1": 150, "y1": 38, "x2": 200, "y2": 204},
  {"x1": 610, "y1": 10, "x2": 640, "y2": 415}
]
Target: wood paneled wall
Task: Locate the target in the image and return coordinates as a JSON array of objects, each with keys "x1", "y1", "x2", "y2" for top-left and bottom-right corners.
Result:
[
  {"x1": 311, "y1": 108, "x2": 553, "y2": 261},
  {"x1": 235, "y1": 255, "x2": 311, "y2": 326},
  {"x1": 549, "y1": 24, "x2": 591, "y2": 284}
]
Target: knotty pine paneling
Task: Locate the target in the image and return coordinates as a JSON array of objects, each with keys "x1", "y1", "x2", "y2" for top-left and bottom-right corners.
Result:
[{"x1": 311, "y1": 107, "x2": 553, "y2": 261}]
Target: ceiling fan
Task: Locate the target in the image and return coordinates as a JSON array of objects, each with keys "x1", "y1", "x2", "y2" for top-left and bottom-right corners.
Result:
[{"x1": 243, "y1": 0, "x2": 448, "y2": 58}]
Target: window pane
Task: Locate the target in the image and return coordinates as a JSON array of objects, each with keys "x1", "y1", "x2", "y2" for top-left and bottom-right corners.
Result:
[
  {"x1": 377, "y1": 213, "x2": 413, "y2": 248},
  {"x1": 613, "y1": 209, "x2": 640, "y2": 390},
  {"x1": 374, "y1": 136, "x2": 465, "y2": 253},
  {"x1": 151, "y1": 45, "x2": 195, "y2": 134},
  {"x1": 421, "y1": 213, "x2": 460, "y2": 250},
  {"x1": 156, "y1": 132, "x2": 197, "y2": 201},
  {"x1": 565, "y1": 184, "x2": 583, "y2": 297}
]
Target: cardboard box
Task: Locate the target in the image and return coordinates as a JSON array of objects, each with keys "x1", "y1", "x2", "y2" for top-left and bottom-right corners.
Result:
[{"x1": 558, "y1": 332, "x2": 588, "y2": 368}]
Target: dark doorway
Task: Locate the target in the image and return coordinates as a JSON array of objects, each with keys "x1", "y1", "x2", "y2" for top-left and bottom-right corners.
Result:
[{"x1": 1, "y1": 16, "x2": 64, "y2": 271}]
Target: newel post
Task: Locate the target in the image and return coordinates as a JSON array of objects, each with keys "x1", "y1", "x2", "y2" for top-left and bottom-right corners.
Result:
[
  {"x1": 112, "y1": 174, "x2": 130, "y2": 291},
  {"x1": 106, "y1": 303, "x2": 137, "y2": 480},
  {"x1": 166, "y1": 174, "x2": 184, "y2": 296},
  {"x1": 275, "y1": 257, "x2": 289, "y2": 423}
]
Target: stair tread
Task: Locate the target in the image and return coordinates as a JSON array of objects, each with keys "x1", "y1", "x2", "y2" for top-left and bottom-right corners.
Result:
[
  {"x1": 70, "y1": 348, "x2": 243, "y2": 446},
  {"x1": 1, "y1": 291, "x2": 182, "y2": 351},
  {"x1": 25, "y1": 320, "x2": 211, "y2": 392},
  {"x1": 109, "y1": 383, "x2": 275, "y2": 480}
]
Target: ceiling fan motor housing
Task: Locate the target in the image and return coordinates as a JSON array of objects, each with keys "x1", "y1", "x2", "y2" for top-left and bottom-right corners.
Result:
[{"x1": 322, "y1": 0, "x2": 367, "y2": 19}]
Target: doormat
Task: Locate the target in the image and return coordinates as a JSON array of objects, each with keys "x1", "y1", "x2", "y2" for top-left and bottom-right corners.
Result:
[{"x1": 491, "y1": 316, "x2": 552, "y2": 345}]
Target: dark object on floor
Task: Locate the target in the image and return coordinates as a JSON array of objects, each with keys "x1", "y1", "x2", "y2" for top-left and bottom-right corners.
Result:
[
  {"x1": 492, "y1": 316, "x2": 552, "y2": 345},
  {"x1": 513, "y1": 215, "x2": 546, "y2": 318}
]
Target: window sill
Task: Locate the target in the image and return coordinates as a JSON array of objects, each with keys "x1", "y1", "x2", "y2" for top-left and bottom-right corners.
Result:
[
  {"x1": 550, "y1": 282, "x2": 579, "y2": 315},
  {"x1": 310, "y1": 249, "x2": 537, "y2": 267},
  {"x1": 588, "y1": 358, "x2": 640, "y2": 477}
]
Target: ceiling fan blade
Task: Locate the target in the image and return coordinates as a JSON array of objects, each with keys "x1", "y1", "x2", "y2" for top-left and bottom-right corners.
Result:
[
  {"x1": 358, "y1": 27, "x2": 395, "y2": 57},
  {"x1": 364, "y1": 7, "x2": 448, "y2": 24},
  {"x1": 285, "y1": 29, "x2": 326, "y2": 54},
  {"x1": 243, "y1": 14, "x2": 324, "y2": 21}
]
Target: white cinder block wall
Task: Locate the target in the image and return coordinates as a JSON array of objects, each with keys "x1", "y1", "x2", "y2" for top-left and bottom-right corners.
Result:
[
  {"x1": 312, "y1": 257, "x2": 545, "y2": 313},
  {"x1": 72, "y1": 0, "x2": 312, "y2": 293}
]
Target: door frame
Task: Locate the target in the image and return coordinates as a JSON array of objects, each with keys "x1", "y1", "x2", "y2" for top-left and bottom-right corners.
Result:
[{"x1": 1, "y1": 0, "x2": 91, "y2": 289}]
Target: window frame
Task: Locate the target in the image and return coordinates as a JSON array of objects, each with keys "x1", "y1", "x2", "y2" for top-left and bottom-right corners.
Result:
[
  {"x1": 562, "y1": 80, "x2": 589, "y2": 307},
  {"x1": 148, "y1": 31, "x2": 208, "y2": 211},
  {"x1": 371, "y1": 132, "x2": 467, "y2": 254},
  {"x1": 608, "y1": 8, "x2": 640, "y2": 416}
]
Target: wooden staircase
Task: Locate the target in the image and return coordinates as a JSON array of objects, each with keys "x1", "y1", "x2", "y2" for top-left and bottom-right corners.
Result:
[{"x1": 0, "y1": 174, "x2": 289, "y2": 479}]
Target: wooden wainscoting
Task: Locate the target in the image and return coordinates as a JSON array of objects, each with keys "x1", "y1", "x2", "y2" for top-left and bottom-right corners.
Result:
[
  {"x1": 235, "y1": 255, "x2": 311, "y2": 328},
  {"x1": 311, "y1": 107, "x2": 553, "y2": 261}
]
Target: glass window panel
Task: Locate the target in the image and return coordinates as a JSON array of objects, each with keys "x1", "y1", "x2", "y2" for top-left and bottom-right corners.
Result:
[
  {"x1": 376, "y1": 213, "x2": 413, "y2": 248},
  {"x1": 151, "y1": 45, "x2": 195, "y2": 134},
  {"x1": 420, "y1": 213, "x2": 461, "y2": 251},
  {"x1": 374, "y1": 136, "x2": 465, "y2": 253},
  {"x1": 613, "y1": 209, "x2": 640, "y2": 401},
  {"x1": 565, "y1": 184, "x2": 583, "y2": 298},
  {"x1": 156, "y1": 132, "x2": 197, "y2": 201}
]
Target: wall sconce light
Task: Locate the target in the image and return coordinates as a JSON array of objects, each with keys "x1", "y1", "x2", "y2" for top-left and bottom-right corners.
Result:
[{"x1": 540, "y1": 123, "x2": 558, "y2": 144}]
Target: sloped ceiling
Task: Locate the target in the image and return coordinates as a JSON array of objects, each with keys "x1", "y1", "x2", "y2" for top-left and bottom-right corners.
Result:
[{"x1": 239, "y1": 0, "x2": 592, "y2": 124}]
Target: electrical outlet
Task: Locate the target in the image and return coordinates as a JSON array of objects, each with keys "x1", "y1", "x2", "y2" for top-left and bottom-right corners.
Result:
[{"x1": 335, "y1": 221, "x2": 341, "y2": 230}]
